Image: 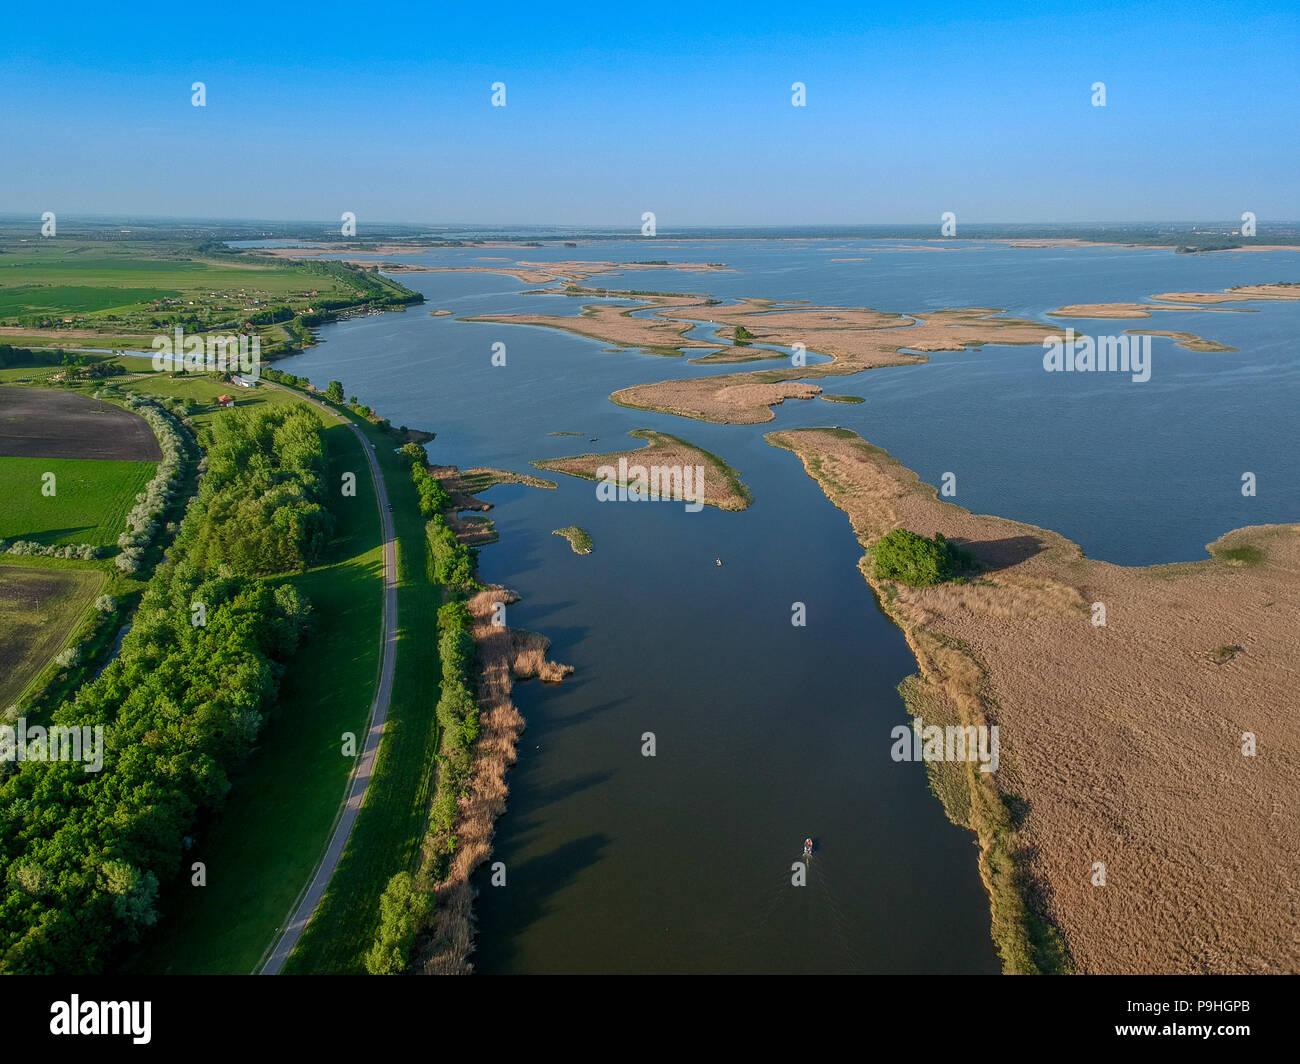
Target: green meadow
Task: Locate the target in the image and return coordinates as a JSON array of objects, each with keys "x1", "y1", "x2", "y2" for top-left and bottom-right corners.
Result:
[
  {"x1": 125, "y1": 410, "x2": 386, "y2": 974},
  {"x1": 0, "y1": 457, "x2": 156, "y2": 548},
  {"x1": 282, "y1": 406, "x2": 444, "y2": 975}
]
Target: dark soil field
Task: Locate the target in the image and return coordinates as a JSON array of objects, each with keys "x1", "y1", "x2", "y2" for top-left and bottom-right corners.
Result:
[{"x1": 0, "y1": 386, "x2": 161, "y2": 460}]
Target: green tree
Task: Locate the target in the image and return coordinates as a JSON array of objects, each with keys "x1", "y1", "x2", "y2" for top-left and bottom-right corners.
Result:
[
  {"x1": 324, "y1": 380, "x2": 345, "y2": 404},
  {"x1": 872, "y1": 529, "x2": 973, "y2": 587},
  {"x1": 363, "y1": 873, "x2": 430, "y2": 975}
]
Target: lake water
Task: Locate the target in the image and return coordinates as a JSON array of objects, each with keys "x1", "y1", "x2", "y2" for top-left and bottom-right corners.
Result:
[{"x1": 272, "y1": 240, "x2": 1300, "y2": 972}]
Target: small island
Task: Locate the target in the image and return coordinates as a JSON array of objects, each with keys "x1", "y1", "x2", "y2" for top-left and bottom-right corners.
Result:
[
  {"x1": 534, "y1": 429, "x2": 753, "y2": 511},
  {"x1": 552, "y1": 526, "x2": 593, "y2": 554}
]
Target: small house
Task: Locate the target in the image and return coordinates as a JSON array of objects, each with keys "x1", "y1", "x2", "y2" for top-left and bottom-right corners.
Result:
[{"x1": 217, "y1": 395, "x2": 234, "y2": 409}]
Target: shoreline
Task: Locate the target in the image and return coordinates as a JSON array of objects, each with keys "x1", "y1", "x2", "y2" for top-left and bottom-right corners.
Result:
[
  {"x1": 413, "y1": 466, "x2": 571, "y2": 975},
  {"x1": 451, "y1": 267, "x2": 1300, "y2": 973},
  {"x1": 304, "y1": 256, "x2": 1299, "y2": 974},
  {"x1": 533, "y1": 429, "x2": 753, "y2": 511},
  {"x1": 767, "y1": 428, "x2": 1300, "y2": 974},
  {"x1": 415, "y1": 584, "x2": 572, "y2": 974}
]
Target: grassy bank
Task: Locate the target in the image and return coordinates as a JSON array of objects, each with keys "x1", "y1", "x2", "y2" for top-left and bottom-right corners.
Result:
[
  {"x1": 125, "y1": 415, "x2": 384, "y2": 973},
  {"x1": 281, "y1": 407, "x2": 444, "y2": 974}
]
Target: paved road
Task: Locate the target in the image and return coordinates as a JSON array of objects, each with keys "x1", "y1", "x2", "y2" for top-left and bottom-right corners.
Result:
[{"x1": 259, "y1": 390, "x2": 399, "y2": 974}]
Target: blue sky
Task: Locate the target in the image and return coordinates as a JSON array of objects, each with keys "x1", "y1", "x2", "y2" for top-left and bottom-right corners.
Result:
[{"x1": 3, "y1": 0, "x2": 1297, "y2": 225}]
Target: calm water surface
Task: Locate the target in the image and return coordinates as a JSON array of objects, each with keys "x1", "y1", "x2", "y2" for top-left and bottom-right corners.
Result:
[{"x1": 274, "y1": 241, "x2": 1300, "y2": 971}]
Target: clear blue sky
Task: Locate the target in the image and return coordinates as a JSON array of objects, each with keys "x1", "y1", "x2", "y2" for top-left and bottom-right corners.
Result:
[{"x1": 3, "y1": 0, "x2": 1297, "y2": 225}]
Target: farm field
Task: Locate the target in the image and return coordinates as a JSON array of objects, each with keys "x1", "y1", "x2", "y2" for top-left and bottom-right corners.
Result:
[
  {"x1": 0, "y1": 565, "x2": 106, "y2": 709},
  {"x1": 0, "y1": 238, "x2": 421, "y2": 355},
  {"x1": 0, "y1": 384, "x2": 161, "y2": 460},
  {"x1": 0, "y1": 456, "x2": 156, "y2": 548},
  {"x1": 0, "y1": 241, "x2": 354, "y2": 322}
]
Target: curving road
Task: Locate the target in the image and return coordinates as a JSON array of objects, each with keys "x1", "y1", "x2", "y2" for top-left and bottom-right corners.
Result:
[{"x1": 259, "y1": 388, "x2": 399, "y2": 975}]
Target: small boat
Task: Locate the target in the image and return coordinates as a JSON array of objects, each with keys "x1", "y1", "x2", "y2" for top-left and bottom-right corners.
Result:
[
  {"x1": 715, "y1": 558, "x2": 722, "y2": 567},
  {"x1": 803, "y1": 838, "x2": 814, "y2": 858}
]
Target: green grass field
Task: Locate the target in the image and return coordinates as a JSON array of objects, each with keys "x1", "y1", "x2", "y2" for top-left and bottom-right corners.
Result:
[
  {"x1": 0, "y1": 237, "x2": 421, "y2": 362},
  {"x1": 0, "y1": 285, "x2": 184, "y2": 317},
  {"x1": 120, "y1": 373, "x2": 300, "y2": 427},
  {"x1": 0, "y1": 566, "x2": 106, "y2": 710},
  {"x1": 124, "y1": 413, "x2": 385, "y2": 973},
  {"x1": 0, "y1": 242, "x2": 355, "y2": 324},
  {"x1": 0, "y1": 457, "x2": 156, "y2": 548},
  {"x1": 282, "y1": 408, "x2": 444, "y2": 975}
]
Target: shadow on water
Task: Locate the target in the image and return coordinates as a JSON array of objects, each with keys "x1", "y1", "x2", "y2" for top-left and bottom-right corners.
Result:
[{"x1": 472, "y1": 833, "x2": 610, "y2": 973}]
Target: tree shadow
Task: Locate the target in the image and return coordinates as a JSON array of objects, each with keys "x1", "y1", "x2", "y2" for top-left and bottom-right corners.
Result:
[
  {"x1": 470, "y1": 832, "x2": 610, "y2": 972},
  {"x1": 950, "y1": 534, "x2": 1045, "y2": 573}
]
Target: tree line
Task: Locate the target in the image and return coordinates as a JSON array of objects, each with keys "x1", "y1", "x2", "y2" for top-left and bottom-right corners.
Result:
[{"x1": 0, "y1": 406, "x2": 325, "y2": 972}]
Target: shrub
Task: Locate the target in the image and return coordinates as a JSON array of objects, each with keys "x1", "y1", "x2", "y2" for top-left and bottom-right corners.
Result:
[
  {"x1": 6, "y1": 541, "x2": 103, "y2": 561},
  {"x1": 363, "y1": 873, "x2": 431, "y2": 975},
  {"x1": 872, "y1": 529, "x2": 974, "y2": 587},
  {"x1": 426, "y1": 516, "x2": 477, "y2": 590}
]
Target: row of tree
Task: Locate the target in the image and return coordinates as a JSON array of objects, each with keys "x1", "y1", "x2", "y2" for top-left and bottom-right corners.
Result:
[
  {"x1": 364, "y1": 448, "x2": 481, "y2": 974},
  {"x1": 0, "y1": 407, "x2": 323, "y2": 972}
]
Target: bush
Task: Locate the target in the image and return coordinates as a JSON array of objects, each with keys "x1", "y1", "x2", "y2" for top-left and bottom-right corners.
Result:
[
  {"x1": 410, "y1": 462, "x2": 450, "y2": 517},
  {"x1": 426, "y1": 516, "x2": 477, "y2": 590},
  {"x1": 363, "y1": 872, "x2": 430, "y2": 975},
  {"x1": 5, "y1": 541, "x2": 102, "y2": 561},
  {"x1": 872, "y1": 529, "x2": 974, "y2": 587}
]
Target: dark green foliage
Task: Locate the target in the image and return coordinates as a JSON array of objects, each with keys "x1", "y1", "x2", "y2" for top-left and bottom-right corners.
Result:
[
  {"x1": 872, "y1": 528, "x2": 975, "y2": 587},
  {"x1": 428, "y1": 600, "x2": 478, "y2": 837},
  {"x1": 324, "y1": 380, "x2": 345, "y2": 405},
  {"x1": 426, "y1": 516, "x2": 477, "y2": 590},
  {"x1": 410, "y1": 461, "x2": 450, "y2": 517},
  {"x1": 259, "y1": 367, "x2": 313, "y2": 391},
  {"x1": 0, "y1": 416, "x2": 325, "y2": 971},
  {"x1": 0, "y1": 344, "x2": 71, "y2": 370},
  {"x1": 186, "y1": 406, "x2": 332, "y2": 575},
  {"x1": 362, "y1": 872, "x2": 430, "y2": 975}
]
